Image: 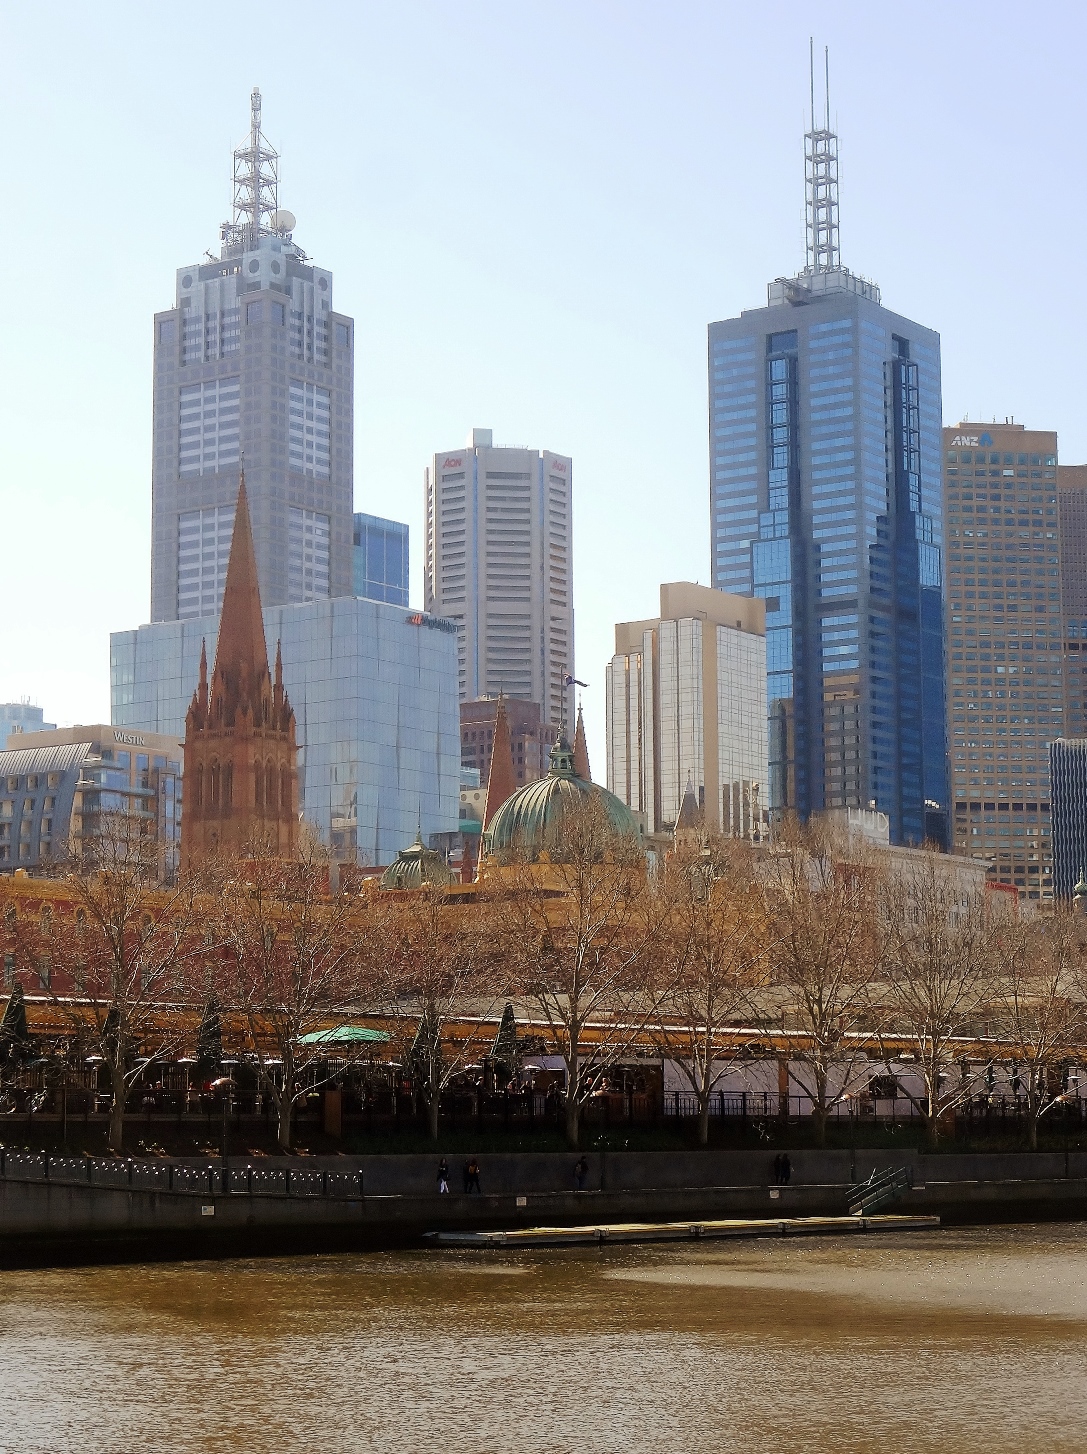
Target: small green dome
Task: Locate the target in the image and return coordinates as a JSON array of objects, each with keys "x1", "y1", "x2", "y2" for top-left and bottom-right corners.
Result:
[
  {"x1": 485, "y1": 737, "x2": 641, "y2": 859},
  {"x1": 379, "y1": 833, "x2": 454, "y2": 890},
  {"x1": 1075, "y1": 867, "x2": 1087, "y2": 899}
]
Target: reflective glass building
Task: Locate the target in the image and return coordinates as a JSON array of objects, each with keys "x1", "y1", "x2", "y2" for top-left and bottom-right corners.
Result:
[
  {"x1": 1049, "y1": 738, "x2": 1087, "y2": 900},
  {"x1": 709, "y1": 104, "x2": 947, "y2": 847},
  {"x1": 353, "y1": 513, "x2": 409, "y2": 606},
  {"x1": 111, "y1": 598, "x2": 460, "y2": 865}
]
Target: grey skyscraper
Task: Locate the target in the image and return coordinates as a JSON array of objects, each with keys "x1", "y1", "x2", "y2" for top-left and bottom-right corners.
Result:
[
  {"x1": 150, "y1": 90, "x2": 354, "y2": 622},
  {"x1": 708, "y1": 58, "x2": 948, "y2": 847}
]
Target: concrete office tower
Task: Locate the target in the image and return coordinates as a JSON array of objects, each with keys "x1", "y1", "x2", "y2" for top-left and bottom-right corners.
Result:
[
  {"x1": 0, "y1": 705, "x2": 55, "y2": 752},
  {"x1": 1058, "y1": 465, "x2": 1087, "y2": 739},
  {"x1": 151, "y1": 89, "x2": 354, "y2": 622},
  {"x1": 944, "y1": 422, "x2": 1063, "y2": 899},
  {"x1": 606, "y1": 583, "x2": 768, "y2": 838},
  {"x1": 709, "y1": 64, "x2": 947, "y2": 847},
  {"x1": 424, "y1": 428, "x2": 574, "y2": 730},
  {"x1": 353, "y1": 513, "x2": 409, "y2": 606}
]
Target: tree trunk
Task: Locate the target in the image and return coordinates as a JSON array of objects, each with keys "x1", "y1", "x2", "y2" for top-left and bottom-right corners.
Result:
[
  {"x1": 926, "y1": 1108, "x2": 940, "y2": 1148},
  {"x1": 565, "y1": 1097, "x2": 580, "y2": 1148},
  {"x1": 812, "y1": 1103, "x2": 828, "y2": 1148},
  {"x1": 428, "y1": 1092, "x2": 440, "y2": 1141},
  {"x1": 1027, "y1": 1109, "x2": 1039, "y2": 1151},
  {"x1": 108, "y1": 1065, "x2": 126, "y2": 1153},
  {"x1": 698, "y1": 1095, "x2": 710, "y2": 1146},
  {"x1": 276, "y1": 1090, "x2": 293, "y2": 1152}
]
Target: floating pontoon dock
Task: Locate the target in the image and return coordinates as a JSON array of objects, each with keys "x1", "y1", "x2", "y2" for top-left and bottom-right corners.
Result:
[{"x1": 425, "y1": 1213, "x2": 941, "y2": 1248}]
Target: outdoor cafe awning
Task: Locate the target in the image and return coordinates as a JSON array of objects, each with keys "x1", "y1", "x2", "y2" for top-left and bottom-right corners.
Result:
[{"x1": 296, "y1": 1026, "x2": 391, "y2": 1046}]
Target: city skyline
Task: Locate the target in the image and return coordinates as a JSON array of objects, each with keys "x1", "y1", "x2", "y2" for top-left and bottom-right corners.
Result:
[{"x1": 4, "y1": 3, "x2": 1087, "y2": 783}]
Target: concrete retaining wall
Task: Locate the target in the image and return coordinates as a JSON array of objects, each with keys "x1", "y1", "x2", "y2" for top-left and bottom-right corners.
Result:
[{"x1": 1, "y1": 1149, "x2": 1086, "y2": 1264}]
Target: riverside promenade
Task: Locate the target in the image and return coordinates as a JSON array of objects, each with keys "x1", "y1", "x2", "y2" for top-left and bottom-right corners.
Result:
[{"x1": 0, "y1": 1146, "x2": 1085, "y2": 1264}]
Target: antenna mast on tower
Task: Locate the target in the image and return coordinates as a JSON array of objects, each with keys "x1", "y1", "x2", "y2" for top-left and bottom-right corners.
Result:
[
  {"x1": 804, "y1": 41, "x2": 840, "y2": 273},
  {"x1": 222, "y1": 88, "x2": 279, "y2": 248}
]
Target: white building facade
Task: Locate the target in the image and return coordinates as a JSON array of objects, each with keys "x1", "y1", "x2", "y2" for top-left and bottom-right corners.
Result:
[
  {"x1": 424, "y1": 428, "x2": 573, "y2": 731},
  {"x1": 606, "y1": 582, "x2": 768, "y2": 837}
]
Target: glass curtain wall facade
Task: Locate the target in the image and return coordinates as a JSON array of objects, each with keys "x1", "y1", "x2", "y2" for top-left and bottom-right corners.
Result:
[
  {"x1": 1058, "y1": 465, "x2": 1087, "y2": 740},
  {"x1": 944, "y1": 423, "x2": 1062, "y2": 898},
  {"x1": 111, "y1": 597, "x2": 460, "y2": 866},
  {"x1": 353, "y1": 513, "x2": 409, "y2": 606},
  {"x1": 710, "y1": 284, "x2": 948, "y2": 847},
  {"x1": 1049, "y1": 738, "x2": 1087, "y2": 899}
]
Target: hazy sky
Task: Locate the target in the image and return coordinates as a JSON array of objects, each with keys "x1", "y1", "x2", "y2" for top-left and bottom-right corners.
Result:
[{"x1": 2, "y1": 0, "x2": 1084, "y2": 773}]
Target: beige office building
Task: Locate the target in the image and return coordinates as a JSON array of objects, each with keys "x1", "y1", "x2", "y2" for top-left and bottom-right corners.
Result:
[
  {"x1": 943, "y1": 422, "x2": 1063, "y2": 898},
  {"x1": 424, "y1": 428, "x2": 573, "y2": 730},
  {"x1": 606, "y1": 583, "x2": 767, "y2": 837}
]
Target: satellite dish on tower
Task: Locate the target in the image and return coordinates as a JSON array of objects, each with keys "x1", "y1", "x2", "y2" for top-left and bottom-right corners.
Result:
[{"x1": 271, "y1": 209, "x2": 296, "y2": 233}]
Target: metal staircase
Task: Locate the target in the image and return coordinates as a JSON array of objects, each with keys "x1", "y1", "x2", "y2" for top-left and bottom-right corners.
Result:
[{"x1": 847, "y1": 1166, "x2": 912, "y2": 1216}]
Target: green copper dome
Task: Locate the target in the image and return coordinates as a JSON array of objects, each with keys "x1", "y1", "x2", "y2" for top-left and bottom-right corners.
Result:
[
  {"x1": 1075, "y1": 867, "x2": 1087, "y2": 899},
  {"x1": 379, "y1": 833, "x2": 455, "y2": 890},
  {"x1": 485, "y1": 737, "x2": 641, "y2": 859}
]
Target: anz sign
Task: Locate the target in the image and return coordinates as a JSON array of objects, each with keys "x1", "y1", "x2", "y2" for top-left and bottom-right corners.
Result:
[{"x1": 950, "y1": 432, "x2": 994, "y2": 448}]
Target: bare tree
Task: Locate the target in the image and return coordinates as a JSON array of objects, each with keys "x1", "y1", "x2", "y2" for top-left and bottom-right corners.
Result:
[
  {"x1": 645, "y1": 839, "x2": 771, "y2": 1144},
  {"x1": 6, "y1": 813, "x2": 204, "y2": 1152},
  {"x1": 990, "y1": 909, "x2": 1085, "y2": 1149},
  {"x1": 368, "y1": 883, "x2": 507, "y2": 1140},
  {"x1": 485, "y1": 794, "x2": 659, "y2": 1148},
  {"x1": 878, "y1": 849, "x2": 994, "y2": 1147},
  {"x1": 762, "y1": 816, "x2": 884, "y2": 1146},
  {"x1": 209, "y1": 831, "x2": 374, "y2": 1152}
]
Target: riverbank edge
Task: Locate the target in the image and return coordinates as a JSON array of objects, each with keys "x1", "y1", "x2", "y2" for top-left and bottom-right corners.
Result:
[{"x1": 0, "y1": 1158, "x2": 1085, "y2": 1268}]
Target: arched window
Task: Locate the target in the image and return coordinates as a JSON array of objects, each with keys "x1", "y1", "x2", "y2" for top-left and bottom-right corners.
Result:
[
  {"x1": 254, "y1": 761, "x2": 264, "y2": 811},
  {"x1": 280, "y1": 766, "x2": 291, "y2": 817},
  {"x1": 209, "y1": 762, "x2": 220, "y2": 810},
  {"x1": 223, "y1": 763, "x2": 233, "y2": 811},
  {"x1": 266, "y1": 762, "x2": 277, "y2": 812},
  {"x1": 194, "y1": 763, "x2": 204, "y2": 811}
]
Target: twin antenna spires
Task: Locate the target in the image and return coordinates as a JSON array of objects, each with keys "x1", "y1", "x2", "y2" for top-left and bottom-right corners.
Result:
[{"x1": 805, "y1": 40, "x2": 840, "y2": 275}]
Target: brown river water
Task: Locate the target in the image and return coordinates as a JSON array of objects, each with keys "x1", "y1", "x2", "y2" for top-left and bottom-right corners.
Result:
[{"x1": 0, "y1": 1224, "x2": 1085, "y2": 1453}]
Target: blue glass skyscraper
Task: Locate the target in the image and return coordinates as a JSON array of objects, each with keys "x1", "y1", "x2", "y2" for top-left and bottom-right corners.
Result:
[{"x1": 709, "y1": 79, "x2": 948, "y2": 846}]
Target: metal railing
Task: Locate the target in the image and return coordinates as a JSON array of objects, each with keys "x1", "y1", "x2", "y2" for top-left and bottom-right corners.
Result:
[{"x1": 0, "y1": 1148, "x2": 363, "y2": 1199}]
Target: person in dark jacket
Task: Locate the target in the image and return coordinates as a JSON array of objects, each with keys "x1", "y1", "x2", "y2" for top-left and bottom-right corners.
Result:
[
  {"x1": 465, "y1": 1157, "x2": 481, "y2": 1193},
  {"x1": 780, "y1": 1153, "x2": 792, "y2": 1185},
  {"x1": 573, "y1": 1155, "x2": 589, "y2": 1191},
  {"x1": 437, "y1": 1158, "x2": 450, "y2": 1194}
]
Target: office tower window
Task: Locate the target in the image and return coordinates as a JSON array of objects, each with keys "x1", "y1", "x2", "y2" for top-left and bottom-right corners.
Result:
[
  {"x1": 177, "y1": 506, "x2": 235, "y2": 619},
  {"x1": 288, "y1": 381, "x2": 330, "y2": 478},
  {"x1": 288, "y1": 508, "x2": 330, "y2": 601},
  {"x1": 178, "y1": 378, "x2": 241, "y2": 477}
]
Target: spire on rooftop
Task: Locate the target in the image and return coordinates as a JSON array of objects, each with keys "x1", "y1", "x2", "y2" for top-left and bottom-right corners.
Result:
[
  {"x1": 482, "y1": 697, "x2": 518, "y2": 831},
  {"x1": 805, "y1": 40, "x2": 840, "y2": 274},
  {"x1": 572, "y1": 704, "x2": 591, "y2": 782},
  {"x1": 209, "y1": 474, "x2": 270, "y2": 721}
]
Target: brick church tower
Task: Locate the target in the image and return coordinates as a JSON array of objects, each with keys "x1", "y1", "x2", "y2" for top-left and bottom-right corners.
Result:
[{"x1": 181, "y1": 476, "x2": 299, "y2": 870}]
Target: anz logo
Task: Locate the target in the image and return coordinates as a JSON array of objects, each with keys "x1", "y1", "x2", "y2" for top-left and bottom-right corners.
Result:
[{"x1": 950, "y1": 432, "x2": 993, "y2": 448}]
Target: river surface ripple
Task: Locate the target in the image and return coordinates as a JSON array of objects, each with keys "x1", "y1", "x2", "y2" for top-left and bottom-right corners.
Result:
[{"x1": 0, "y1": 1223, "x2": 1085, "y2": 1453}]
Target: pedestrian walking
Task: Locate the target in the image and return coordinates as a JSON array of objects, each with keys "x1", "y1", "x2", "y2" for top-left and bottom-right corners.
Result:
[
  {"x1": 466, "y1": 1156, "x2": 481, "y2": 1193},
  {"x1": 772, "y1": 1152, "x2": 783, "y2": 1185},
  {"x1": 573, "y1": 1155, "x2": 589, "y2": 1192},
  {"x1": 437, "y1": 1158, "x2": 450, "y2": 1194},
  {"x1": 781, "y1": 1152, "x2": 792, "y2": 1185}
]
